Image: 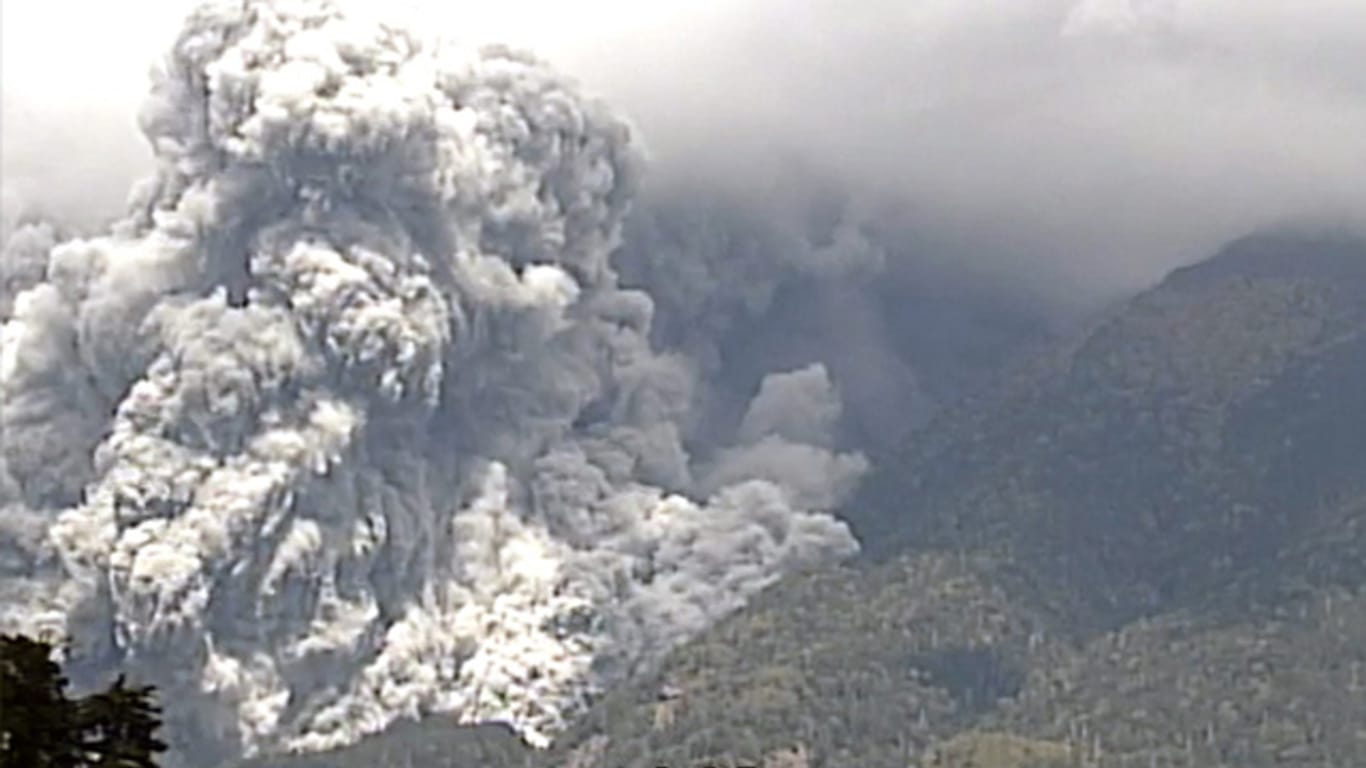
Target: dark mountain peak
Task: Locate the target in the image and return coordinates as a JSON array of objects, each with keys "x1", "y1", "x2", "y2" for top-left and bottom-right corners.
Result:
[{"x1": 1162, "y1": 231, "x2": 1366, "y2": 291}]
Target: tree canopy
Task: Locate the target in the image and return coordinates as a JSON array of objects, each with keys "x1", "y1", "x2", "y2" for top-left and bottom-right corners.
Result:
[{"x1": 1, "y1": 634, "x2": 166, "y2": 768}]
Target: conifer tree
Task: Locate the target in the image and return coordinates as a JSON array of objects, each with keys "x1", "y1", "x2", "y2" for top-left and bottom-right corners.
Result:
[{"x1": 0, "y1": 634, "x2": 166, "y2": 768}]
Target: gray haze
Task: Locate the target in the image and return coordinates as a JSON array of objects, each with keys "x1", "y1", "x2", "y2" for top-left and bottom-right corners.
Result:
[
  {"x1": 585, "y1": 0, "x2": 1366, "y2": 298},
  {"x1": 7, "y1": 0, "x2": 1365, "y2": 300}
]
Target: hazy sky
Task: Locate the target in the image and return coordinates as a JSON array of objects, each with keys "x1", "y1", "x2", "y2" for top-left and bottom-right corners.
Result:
[{"x1": 4, "y1": 0, "x2": 1365, "y2": 294}]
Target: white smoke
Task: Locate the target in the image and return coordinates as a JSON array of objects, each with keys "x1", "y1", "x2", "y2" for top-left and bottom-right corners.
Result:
[
  {"x1": 1061, "y1": 0, "x2": 1175, "y2": 38},
  {"x1": 0, "y1": 0, "x2": 861, "y2": 759}
]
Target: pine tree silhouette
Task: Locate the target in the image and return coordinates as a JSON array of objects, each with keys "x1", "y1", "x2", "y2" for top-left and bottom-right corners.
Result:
[{"x1": 1, "y1": 634, "x2": 166, "y2": 768}]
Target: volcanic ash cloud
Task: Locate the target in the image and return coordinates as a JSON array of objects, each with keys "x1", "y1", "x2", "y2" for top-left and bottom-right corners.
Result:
[{"x1": 0, "y1": 0, "x2": 862, "y2": 758}]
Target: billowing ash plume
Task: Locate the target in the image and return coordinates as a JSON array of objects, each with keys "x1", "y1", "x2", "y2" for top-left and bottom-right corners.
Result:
[
  {"x1": 611, "y1": 171, "x2": 939, "y2": 453},
  {"x1": 0, "y1": 0, "x2": 862, "y2": 759}
]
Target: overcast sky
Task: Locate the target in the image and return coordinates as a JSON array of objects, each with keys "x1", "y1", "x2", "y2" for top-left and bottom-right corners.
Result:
[{"x1": 4, "y1": 0, "x2": 1364, "y2": 295}]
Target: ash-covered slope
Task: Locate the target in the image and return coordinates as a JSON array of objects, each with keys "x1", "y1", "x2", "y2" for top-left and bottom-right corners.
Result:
[{"x1": 0, "y1": 0, "x2": 871, "y2": 761}]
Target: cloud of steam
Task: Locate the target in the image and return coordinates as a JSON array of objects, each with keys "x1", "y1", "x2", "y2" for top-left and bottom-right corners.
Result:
[{"x1": 0, "y1": 0, "x2": 861, "y2": 759}]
